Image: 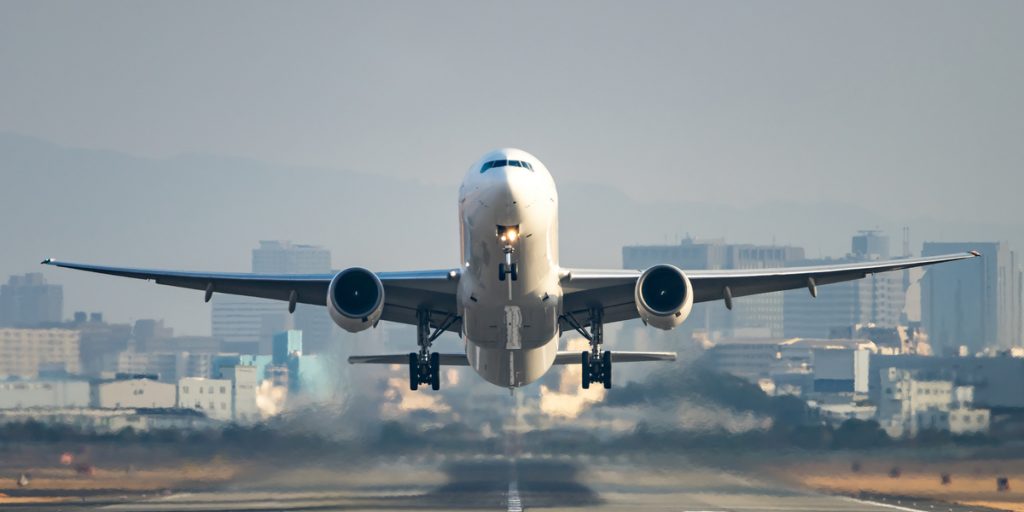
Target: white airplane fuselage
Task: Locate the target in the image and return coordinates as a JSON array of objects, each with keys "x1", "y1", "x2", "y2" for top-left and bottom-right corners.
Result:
[{"x1": 457, "y1": 149, "x2": 562, "y2": 388}]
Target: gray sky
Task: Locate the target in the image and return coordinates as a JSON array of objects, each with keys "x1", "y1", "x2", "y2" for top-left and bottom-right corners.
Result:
[{"x1": 1, "y1": 1, "x2": 1022, "y2": 334}]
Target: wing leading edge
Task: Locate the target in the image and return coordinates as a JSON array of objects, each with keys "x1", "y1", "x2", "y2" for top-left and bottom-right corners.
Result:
[
  {"x1": 40, "y1": 259, "x2": 462, "y2": 333},
  {"x1": 560, "y1": 251, "x2": 980, "y2": 328}
]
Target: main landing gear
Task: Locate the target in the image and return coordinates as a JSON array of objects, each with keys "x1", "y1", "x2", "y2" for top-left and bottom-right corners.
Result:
[
  {"x1": 563, "y1": 308, "x2": 612, "y2": 389},
  {"x1": 408, "y1": 309, "x2": 458, "y2": 391}
]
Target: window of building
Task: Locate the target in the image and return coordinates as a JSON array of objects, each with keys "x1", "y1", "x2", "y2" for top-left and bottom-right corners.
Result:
[{"x1": 220, "y1": 386, "x2": 227, "y2": 394}]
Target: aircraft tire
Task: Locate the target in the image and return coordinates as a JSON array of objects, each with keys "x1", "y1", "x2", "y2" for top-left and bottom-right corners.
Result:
[
  {"x1": 602, "y1": 350, "x2": 612, "y2": 389},
  {"x1": 581, "y1": 351, "x2": 590, "y2": 389},
  {"x1": 409, "y1": 352, "x2": 419, "y2": 391},
  {"x1": 430, "y1": 352, "x2": 440, "y2": 390}
]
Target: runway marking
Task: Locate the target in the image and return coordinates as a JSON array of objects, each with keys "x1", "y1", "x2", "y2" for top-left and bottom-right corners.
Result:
[
  {"x1": 841, "y1": 496, "x2": 931, "y2": 512},
  {"x1": 507, "y1": 478, "x2": 522, "y2": 512}
]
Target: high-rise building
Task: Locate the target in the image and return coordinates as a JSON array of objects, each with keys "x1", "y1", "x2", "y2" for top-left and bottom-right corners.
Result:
[
  {"x1": 623, "y1": 238, "x2": 804, "y2": 339},
  {"x1": 784, "y1": 231, "x2": 906, "y2": 338},
  {"x1": 211, "y1": 296, "x2": 290, "y2": 354},
  {"x1": 0, "y1": 273, "x2": 63, "y2": 327},
  {"x1": 921, "y1": 241, "x2": 1022, "y2": 355},
  {"x1": 0, "y1": 328, "x2": 80, "y2": 378},
  {"x1": 211, "y1": 241, "x2": 333, "y2": 354}
]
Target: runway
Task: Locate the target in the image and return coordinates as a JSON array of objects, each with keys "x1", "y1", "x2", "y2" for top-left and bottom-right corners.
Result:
[{"x1": 17, "y1": 456, "x2": 1001, "y2": 512}]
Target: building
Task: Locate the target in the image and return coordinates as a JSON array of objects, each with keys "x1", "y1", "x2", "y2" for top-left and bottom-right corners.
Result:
[
  {"x1": 0, "y1": 273, "x2": 62, "y2": 327},
  {"x1": 0, "y1": 328, "x2": 80, "y2": 378},
  {"x1": 818, "y1": 403, "x2": 878, "y2": 426},
  {"x1": 221, "y1": 365, "x2": 259, "y2": 423},
  {"x1": 114, "y1": 350, "x2": 216, "y2": 383},
  {"x1": 0, "y1": 407, "x2": 210, "y2": 433},
  {"x1": 211, "y1": 240, "x2": 333, "y2": 354},
  {"x1": 829, "y1": 324, "x2": 918, "y2": 355},
  {"x1": 93, "y1": 377, "x2": 176, "y2": 409},
  {"x1": 212, "y1": 354, "x2": 273, "y2": 381},
  {"x1": 812, "y1": 347, "x2": 870, "y2": 394},
  {"x1": 253, "y1": 241, "x2": 333, "y2": 354},
  {"x1": 211, "y1": 296, "x2": 291, "y2": 354},
  {"x1": 0, "y1": 380, "x2": 90, "y2": 409},
  {"x1": 921, "y1": 242, "x2": 1022, "y2": 355},
  {"x1": 177, "y1": 377, "x2": 233, "y2": 421},
  {"x1": 65, "y1": 312, "x2": 132, "y2": 377},
  {"x1": 130, "y1": 319, "x2": 174, "y2": 352},
  {"x1": 875, "y1": 368, "x2": 989, "y2": 437},
  {"x1": 623, "y1": 238, "x2": 804, "y2": 339},
  {"x1": 869, "y1": 354, "x2": 1024, "y2": 410},
  {"x1": 273, "y1": 330, "x2": 303, "y2": 364},
  {"x1": 784, "y1": 231, "x2": 907, "y2": 338},
  {"x1": 704, "y1": 338, "x2": 781, "y2": 381}
]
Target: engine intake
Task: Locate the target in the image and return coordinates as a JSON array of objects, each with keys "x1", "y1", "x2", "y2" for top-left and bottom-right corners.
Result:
[
  {"x1": 327, "y1": 267, "x2": 384, "y2": 333},
  {"x1": 634, "y1": 264, "x2": 693, "y2": 330}
]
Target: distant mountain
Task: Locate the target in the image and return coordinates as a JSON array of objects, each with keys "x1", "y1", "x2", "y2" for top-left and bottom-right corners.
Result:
[{"x1": 2, "y1": 132, "x2": 1019, "y2": 334}]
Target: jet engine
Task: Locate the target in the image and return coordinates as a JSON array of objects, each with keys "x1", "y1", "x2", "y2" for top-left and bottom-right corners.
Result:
[
  {"x1": 634, "y1": 264, "x2": 693, "y2": 330},
  {"x1": 327, "y1": 267, "x2": 384, "y2": 333}
]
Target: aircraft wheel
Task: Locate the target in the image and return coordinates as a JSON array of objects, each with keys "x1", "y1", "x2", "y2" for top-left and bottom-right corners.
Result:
[
  {"x1": 510, "y1": 263, "x2": 518, "y2": 281},
  {"x1": 408, "y1": 352, "x2": 419, "y2": 391},
  {"x1": 499, "y1": 263, "x2": 507, "y2": 281},
  {"x1": 581, "y1": 351, "x2": 591, "y2": 389},
  {"x1": 602, "y1": 350, "x2": 612, "y2": 389},
  {"x1": 430, "y1": 352, "x2": 441, "y2": 390}
]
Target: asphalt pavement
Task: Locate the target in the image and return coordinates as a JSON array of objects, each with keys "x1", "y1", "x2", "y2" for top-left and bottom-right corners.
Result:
[{"x1": 13, "y1": 455, "x2": 1002, "y2": 512}]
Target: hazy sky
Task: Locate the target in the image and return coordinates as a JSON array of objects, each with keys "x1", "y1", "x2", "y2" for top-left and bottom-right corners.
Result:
[
  {"x1": 1, "y1": 1, "x2": 1022, "y2": 334},
  {"x1": 3, "y1": 1, "x2": 1022, "y2": 218}
]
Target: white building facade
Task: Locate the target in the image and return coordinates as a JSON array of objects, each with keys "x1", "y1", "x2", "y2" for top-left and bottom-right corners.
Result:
[
  {"x1": 93, "y1": 378, "x2": 177, "y2": 409},
  {"x1": 177, "y1": 377, "x2": 233, "y2": 421},
  {"x1": 876, "y1": 368, "x2": 990, "y2": 437},
  {"x1": 0, "y1": 380, "x2": 90, "y2": 409}
]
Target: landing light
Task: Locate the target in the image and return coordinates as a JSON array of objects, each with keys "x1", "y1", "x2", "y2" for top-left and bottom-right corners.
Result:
[{"x1": 507, "y1": 230, "x2": 518, "y2": 242}]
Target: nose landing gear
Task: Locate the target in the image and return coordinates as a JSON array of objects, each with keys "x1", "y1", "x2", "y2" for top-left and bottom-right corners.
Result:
[
  {"x1": 563, "y1": 308, "x2": 612, "y2": 389},
  {"x1": 498, "y1": 262, "x2": 518, "y2": 282},
  {"x1": 498, "y1": 225, "x2": 519, "y2": 283}
]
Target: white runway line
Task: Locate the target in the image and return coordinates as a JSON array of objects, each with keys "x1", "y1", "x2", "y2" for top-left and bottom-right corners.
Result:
[
  {"x1": 841, "y1": 496, "x2": 930, "y2": 511},
  {"x1": 507, "y1": 479, "x2": 523, "y2": 512}
]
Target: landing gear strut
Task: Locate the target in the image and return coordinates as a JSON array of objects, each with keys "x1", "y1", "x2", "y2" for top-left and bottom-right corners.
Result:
[
  {"x1": 498, "y1": 225, "x2": 519, "y2": 282},
  {"x1": 564, "y1": 308, "x2": 612, "y2": 389},
  {"x1": 408, "y1": 309, "x2": 456, "y2": 391}
]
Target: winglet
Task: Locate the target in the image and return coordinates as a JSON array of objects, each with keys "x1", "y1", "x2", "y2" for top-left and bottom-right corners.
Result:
[
  {"x1": 969, "y1": 250, "x2": 982, "y2": 257},
  {"x1": 41, "y1": 258, "x2": 54, "y2": 265}
]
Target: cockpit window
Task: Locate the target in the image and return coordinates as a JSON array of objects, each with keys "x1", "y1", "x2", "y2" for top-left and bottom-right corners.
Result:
[{"x1": 480, "y1": 159, "x2": 534, "y2": 173}]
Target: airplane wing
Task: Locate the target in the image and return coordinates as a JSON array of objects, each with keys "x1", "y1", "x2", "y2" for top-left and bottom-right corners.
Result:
[
  {"x1": 40, "y1": 259, "x2": 461, "y2": 333},
  {"x1": 560, "y1": 251, "x2": 980, "y2": 328}
]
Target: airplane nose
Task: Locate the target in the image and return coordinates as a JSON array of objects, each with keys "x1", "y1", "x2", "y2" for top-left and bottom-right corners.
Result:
[
  {"x1": 495, "y1": 167, "x2": 533, "y2": 206},
  {"x1": 477, "y1": 166, "x2": 534, "y2": 222}
]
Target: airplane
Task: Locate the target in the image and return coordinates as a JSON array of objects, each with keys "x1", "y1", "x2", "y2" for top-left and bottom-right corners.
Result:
[{"x1": 43, "y1": 148, "x2": 979, "y2": 391}]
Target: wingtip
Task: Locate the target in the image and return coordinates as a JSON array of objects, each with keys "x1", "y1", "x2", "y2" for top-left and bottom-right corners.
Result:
[
  {"x1": 40, "y1": 258, "x2": 54, "y2": 265},
  {"x1": 969, "y1": 250, "x2": 982, "y2": 257}
]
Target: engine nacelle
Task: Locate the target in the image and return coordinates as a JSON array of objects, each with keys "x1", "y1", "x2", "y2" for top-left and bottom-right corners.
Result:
[
  {"x1": 327, "y1": 267, "x2": 384, "y2": 333},
  {"x1": 634, "y1": 264, "x2": 694, "y2": 330}
]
